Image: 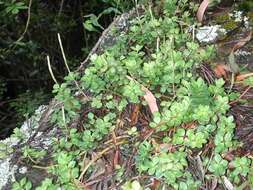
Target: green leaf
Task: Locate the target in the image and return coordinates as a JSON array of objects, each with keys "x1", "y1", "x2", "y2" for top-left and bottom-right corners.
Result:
[
  {"x1": 12, "y1": 8, "x2": 19, "y2": 14},
  {"x1": 20, "y1": 178, "x2": 27, "y2": 186},
  {"x1": 83, "y1": 14, "x2": 104, "y2": 32},
  {"x1": 100, "y1": 7, "x2": 120, "y2": 15},
  {"x1": 83, "y1": 20, "x2": 98, "y2": 32},
  {"x1": 25, "y1": 181, "x2": 32, "y2": 190},
  {"x1": 131, "y1": 180, "x2": 143, "y2": 190}
]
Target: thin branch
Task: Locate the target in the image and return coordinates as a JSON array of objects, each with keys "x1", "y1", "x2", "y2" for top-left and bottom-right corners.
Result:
[
  {"x1": 78, "y1": 141, "x2": 127, "y2": 181},
  {"x1": 46, "y1": 55, "x2": 58, "y2": 84},
  {"x1": 57, "y1": 33, "x2": 90, "y2": 100},
  {"x1": 229, "y1": 86, "x2": 252, "y2": 105},
  {"x1": 58, "y1": 0, "x2": 65, "y2": 17},
  {"x1": 57, "y1": 33, "x2": 71, "y2": 73},
  {"x1": 16, "y1": 0, "x2": 33, "y2": 43}
]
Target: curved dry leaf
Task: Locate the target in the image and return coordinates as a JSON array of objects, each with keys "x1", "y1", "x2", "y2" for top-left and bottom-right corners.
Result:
[
  {"x1": 126, "y1": 75, "x2": 159, "y2": 114},
  {"x1": 236, "y1": 73, "x2": 253, "y2": 81},
  {"x1": 197, "y1": 0, "x2": 209, "y2": 22},
  {"x1": 142, "y1": 86, "x2": 159, "y2": 114},
  {"x1": 232, "y1": 31, "x2": 252, "y2": 52}
]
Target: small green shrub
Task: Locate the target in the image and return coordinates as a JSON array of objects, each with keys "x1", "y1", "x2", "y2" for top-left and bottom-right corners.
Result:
[
  {"x1": 7, "y1": 0, "x2": 252, "y2": 189},
  {"x1": 12, "y1": 177, "x2": 32, "y2": 190}
]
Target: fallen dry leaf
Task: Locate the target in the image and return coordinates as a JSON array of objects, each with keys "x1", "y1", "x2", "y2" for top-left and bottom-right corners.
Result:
[
  {"x1": 223, "y1": 152, "x2": 235, "y2": 162},
  {"x1": 113, "y1": 149, "x2": 120, "y2": 168},
  {"x1": 126, "y1": 75, "x2": 159, "y2": 114},
  {"x1": 214, "y1": 64, "x2": 229, "y2": 78},
  {"x1": 142, "y1": 86, "x2": 159, "y2": 114},
  {"x1": 197, "y1": 0, "x2": 209, "y2": 22},
  {"x1": 141, "y1": 127, "x2": 155, "y2": 140},
  {"x1": 150, "y1": 178, "x2": 161, "y2": 190},
  {"x1": 236, "y1": 73, "x2": 253, "y2": 81},
  {"x1": 130, "y1": 104, "x2": 140, "y2": 126},
  {"x1": 182, "y1": 122, "x2": 196, "y2": 129}
]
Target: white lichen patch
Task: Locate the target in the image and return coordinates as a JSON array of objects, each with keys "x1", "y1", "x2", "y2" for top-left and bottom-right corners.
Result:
[
  {"x1": 20, "y1": 105, "x2": 48, "y2": 139},
  {"x1": 196, "y1": 25, "x2": 226, "y2": 43},
  {"x1": 41, "y1": 134, "x2": 55, "y2": 150},
  {"x1": 229, "y1": 11, "x2": 243, "y2": 22},
  {"x1": 19, "y1": 166, "x2": 28, "y2": 174},
  {"x1": 235, "y1": 50, "x2": 251, "y2": 56},
  {"x1": 229, "y1": 10, "x2": 251, "y2": 29},
  {"x1": 0, "y1": 158, "x2": 11, "y2": 188},
  {"x1": 0, "y1": 105, "x2": 48, "y2": 189}
]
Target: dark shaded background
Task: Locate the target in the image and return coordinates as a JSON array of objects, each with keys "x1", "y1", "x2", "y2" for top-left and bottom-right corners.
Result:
[{"x1": 0, "y1": 0, "x2": 133, "y2": 138}]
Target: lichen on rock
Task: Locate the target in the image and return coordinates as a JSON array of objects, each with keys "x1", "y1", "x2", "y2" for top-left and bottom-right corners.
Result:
[{"x1": 0, "y1": 105, "x2": 48, "y2": 189}]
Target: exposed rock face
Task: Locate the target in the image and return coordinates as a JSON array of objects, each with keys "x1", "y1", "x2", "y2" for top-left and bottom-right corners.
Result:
[{"x1": 0, "y1": 105, "x2": 51, "y2": 189}]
